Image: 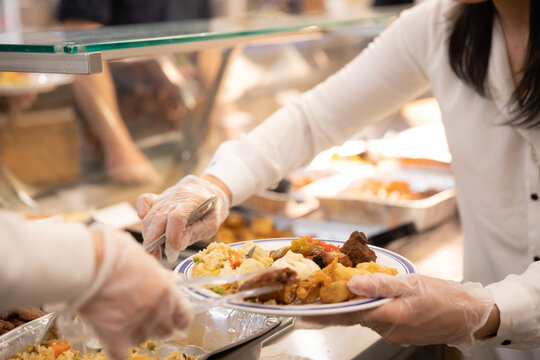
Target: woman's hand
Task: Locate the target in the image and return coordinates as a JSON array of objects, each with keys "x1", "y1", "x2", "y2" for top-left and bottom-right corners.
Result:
[
  {"x1": 299, "y1": 273, "x2": 498, "y2": 355},
  {"x1": 69, "y1": 225, "x2": 193, "y2": 360},
  {"x1": 136, "y1": 175, "x2": 231, "y2": 262}
]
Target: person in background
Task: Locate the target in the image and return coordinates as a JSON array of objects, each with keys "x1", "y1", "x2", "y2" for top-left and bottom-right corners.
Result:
[
  {"x1": 57, "y1": 0, "x2": 211, "y2": 185},
  {"x1": 135, "y1": 0, "x2": 540, "y2": 359},
  {"x1": 0, "y1": 212, "x2": 193, "y2": 360}
]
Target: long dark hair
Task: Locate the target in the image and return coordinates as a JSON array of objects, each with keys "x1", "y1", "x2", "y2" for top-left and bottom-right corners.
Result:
[{"x1": 448, "y1": 1, "x2": 540, "y2": 128}]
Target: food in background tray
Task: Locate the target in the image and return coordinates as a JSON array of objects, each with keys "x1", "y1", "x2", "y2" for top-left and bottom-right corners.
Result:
[
  {"x1": 341, "y1": 178, "x2": 440, "y2": 201},
  {"x1": 0, "y1": 72, "x2": 30, "y2": 85},
  {"x1": 330, "y1": 150, "x2": 377, "y2": 164},
  {"x1": 190, "y1": 231, "x2": 397, "y2": 305},
  {"x1": 7, "y1": 340, "x2": 195, "y2": 360},
  {"x1": 208, "y1": 213, "x2": 294, "y2": 244},
  {"x1": 1, "y1": 307, "x2": 45, "y2": 335},
  {"x1": 285, "y1": 170, "x2": 335, "y2": 191}
]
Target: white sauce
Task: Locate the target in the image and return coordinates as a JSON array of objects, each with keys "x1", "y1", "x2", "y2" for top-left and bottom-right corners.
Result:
[{"x1": 271, "y1": 250, "x2": 320, "y2": 280}]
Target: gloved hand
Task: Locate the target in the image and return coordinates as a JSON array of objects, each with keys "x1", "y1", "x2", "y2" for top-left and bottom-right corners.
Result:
[
  {"x1": 62, "y1": 224, "x2": 193, "y2": 360},
  {"x1": 136, "y1": 175, "x2": 230, "y2": 262},
  {"x1": 299, "y1": 273, "x2": 496, "y2": 355}
]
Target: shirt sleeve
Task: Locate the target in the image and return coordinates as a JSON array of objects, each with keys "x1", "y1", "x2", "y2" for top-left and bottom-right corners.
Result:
[
  {"x1": 203, "y1": 1, "x2": 436, "y2": 206},
  {"x1": 482, "y1": 262, "x2": 540, "y2": 349},
  {"x1": 0, "y1": 211, "x2": 95, "y2": 313}
]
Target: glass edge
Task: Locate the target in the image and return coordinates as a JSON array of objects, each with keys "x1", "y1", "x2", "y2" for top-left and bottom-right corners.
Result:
[{"x1": 0, "y1": 14, "x2": 392, "y2": 55}]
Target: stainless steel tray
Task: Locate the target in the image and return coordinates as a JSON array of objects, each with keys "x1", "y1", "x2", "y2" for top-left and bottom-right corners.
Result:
[
  {"x1": 301, "y1": 167, "x2": 457, "y2": 231},
  {"x1": 0, "y1": 309, "x2": 280, "y2": 360}
]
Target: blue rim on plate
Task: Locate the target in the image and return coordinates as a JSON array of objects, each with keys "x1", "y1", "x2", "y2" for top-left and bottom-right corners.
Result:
[{"x1": 175, "y1": 238, "x2": 416, "y2": 316}]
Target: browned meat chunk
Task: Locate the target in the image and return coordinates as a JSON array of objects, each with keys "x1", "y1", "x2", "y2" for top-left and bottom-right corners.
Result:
[
  {"x1": 0, "y1": 319, "x2": 15, "y2": 333},
  {"x1": 306, "y1": 247, "x2": 352, "y2": 268},
  {"x1": 239, "y1": 268, "x2": 299, "y2": 304},
  {"x1": 322, "y1": 251, "x2": 352, "y2": 268},
  {"x1": 304, "y1": 246, "x2": 326, "y2": 268},
  {"x1": 16, "y1": 307, "x2": 44, "y2": 321},
  {"x1": 340, "y1": 231, "x2": 376, "y2": 266}
]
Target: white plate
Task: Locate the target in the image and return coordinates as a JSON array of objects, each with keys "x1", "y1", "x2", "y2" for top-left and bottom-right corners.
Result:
[
  {"x1": 0, "y1": 73, "x2": 72, "y2": 95},
  {"x1": 175, "y1": 238, "x2": 416, "y2": 316}
]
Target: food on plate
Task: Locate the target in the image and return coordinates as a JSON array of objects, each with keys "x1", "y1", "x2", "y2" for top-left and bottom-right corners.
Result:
[
  {"x1": 189, "y1": 231, "x2": 398, "y2": 305},
  {"x1": 340, "y1": 231, "x2": 377, "y2": 266},
  {"x1": 191, "y1": 241, "x2": 272, "y2": 278},
  {"x1": 1, "y1": 307, "x2": 46, "y2": 335},
  {"x1": 297, "y1": 259, "x2": 398, "y2": 304},
  {"x1": 238, "y1": 268, "x2": 299, "y2": 304},
  {"x1": 341, "y1": 178, "x2": 440, "y2": 201},
  {"x1": 7, "y1": 341, "x2": 195, "y2": 360},
  {"x1": 209, "y1": 214, "x2": 294, "y2": 244},
  {"x1": 270, "y1": 251, "x2": 320, "y2": 280}
]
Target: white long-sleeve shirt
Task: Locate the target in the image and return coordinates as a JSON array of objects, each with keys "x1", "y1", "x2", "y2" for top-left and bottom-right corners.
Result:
[
  {"x1": 204, "y1": 0, "x2": 540, "y2": 357},
  {"x1": 0, "y1": 211, "x2": 95, "y2": 312}
]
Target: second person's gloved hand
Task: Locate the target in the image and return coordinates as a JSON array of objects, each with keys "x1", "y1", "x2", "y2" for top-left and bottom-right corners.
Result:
[
  {"x1": 299, "y1": 273, "x2": 497, "y2": 355},
  {"x1": 60, "y1": 224, "x2": 193, "y2": 360},
  {"x1": 136, "y1": 175, "x2": 230, "y2": 262}
]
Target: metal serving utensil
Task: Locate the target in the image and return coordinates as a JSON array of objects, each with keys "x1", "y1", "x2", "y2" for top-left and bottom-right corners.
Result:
[
  {"x1": 176, "y1": 268, "x2": 273, "y2": 287},
  {"x1": 144, "y1": 195, "x2": 217, "y2": 253},
  {"x1": 190, "y1": 285, "x2": 283, "y2": 314}
]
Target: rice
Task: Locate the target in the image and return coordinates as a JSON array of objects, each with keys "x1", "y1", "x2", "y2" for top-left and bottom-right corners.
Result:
[
  {"x1": 9, "y1": 342, "x2": 194, "y2": 360},
  {"x1": 191, "y1": 242, "x2": 273, "y2": 278}
]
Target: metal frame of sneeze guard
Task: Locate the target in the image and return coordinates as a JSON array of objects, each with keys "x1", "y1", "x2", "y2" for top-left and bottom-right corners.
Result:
[{"x1": 0, "y1": 52, "x2": 103, "y2": 74}]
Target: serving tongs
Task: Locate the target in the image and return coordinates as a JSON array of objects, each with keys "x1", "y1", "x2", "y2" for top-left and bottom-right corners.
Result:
[
  {"x1": 188, "y1": 285, "x2": 282, "y2": 313},
  {"x1": 144, "y1": 195, "x2": 217, "y2": 253}
]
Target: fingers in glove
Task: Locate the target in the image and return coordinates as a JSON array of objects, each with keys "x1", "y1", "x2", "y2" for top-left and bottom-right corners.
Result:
[
  {"x1": 183, "y1": 211, "x2": 219, "y2": 244},
  {"x1": 136, "y1": 193, "x2": 157, "y2": 219},
  {"x1": 102, "y1": 337, "x2": 131, "y2": 360},
  {"x1": 347, "y1": 273, "x2": 417, "y2": 298},
  {"x1": 164, "y1": 207, "x2": 189, "y2": 262},
  {"x1": 142, "y1": 211, "x2": 168, "y2": 248},
  {"x1": 149, "y1": 246, "x2": 162, "y2": 261}
]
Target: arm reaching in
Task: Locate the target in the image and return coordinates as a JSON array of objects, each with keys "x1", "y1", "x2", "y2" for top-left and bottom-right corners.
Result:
[
  {"x1": 0, "y1": 213, "x2": 192, "y2": 360},
  {"x1": 65, "y1": 224, "x2": 193, "y2": 360}
]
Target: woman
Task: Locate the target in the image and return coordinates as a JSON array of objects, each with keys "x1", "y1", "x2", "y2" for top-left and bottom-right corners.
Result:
[
  {"x1": 0, "y1": 212, "x2": 193, "y2": 360},
  {"x1": 136, "y1": 0, "x2": 540, "y2": 359}
]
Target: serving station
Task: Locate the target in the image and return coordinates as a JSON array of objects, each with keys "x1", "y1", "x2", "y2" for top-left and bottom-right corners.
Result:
[{"x1": 0, "y1": 3, "x2": 463, "y2": 360}]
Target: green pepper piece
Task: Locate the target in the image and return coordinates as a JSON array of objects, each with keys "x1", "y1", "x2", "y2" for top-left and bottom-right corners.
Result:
[{"x1": 271, "y1": 246, "x2": 291, "y2": 260}]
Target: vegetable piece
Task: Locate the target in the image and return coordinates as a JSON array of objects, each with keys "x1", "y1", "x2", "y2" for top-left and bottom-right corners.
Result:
[
  {"x1": 147, "y1": 342, "x2": 156, "y2": 351},
  {"x1": 317, "y1": 240, "x2": 340, "y2": 252},
  {"x1": 211, "y1": 286, "x2": 226, "y2": 295},
  {"x1": 52, "y1": 344, "x2": 71, "y2": 357},
  {"x1": 290, "y1": 236, "x2": 319, "y2": 255},
  {"x1": 228, "y1": 250, "x2": 243, "y2": 269},
  {"x1": 270, "y1": 246, "x2": 291, "y2": 260}
]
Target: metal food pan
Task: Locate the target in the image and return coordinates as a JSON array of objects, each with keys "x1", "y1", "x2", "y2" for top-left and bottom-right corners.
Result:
[
  {"x1": 0, "y1": 308, "x2": 280, "y2": 360},
  {"x1": 301, "y1": 167, "x2": 458, "y2": 232}
]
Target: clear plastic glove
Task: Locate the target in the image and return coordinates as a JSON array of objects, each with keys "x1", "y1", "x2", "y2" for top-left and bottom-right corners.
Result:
[
  {"x1": 299, "y1": 273, "x2": 496, "y2": 355},
  {"x1": 136, "y1": 175, "x2": 230, "y2": 262},
  {"x1": 63, "y1": 224, "x2": 193, "y2": 360}
]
